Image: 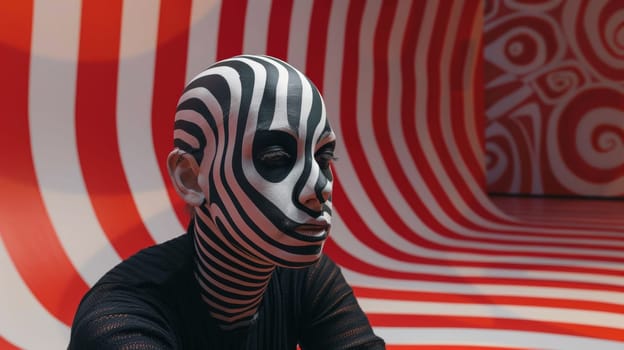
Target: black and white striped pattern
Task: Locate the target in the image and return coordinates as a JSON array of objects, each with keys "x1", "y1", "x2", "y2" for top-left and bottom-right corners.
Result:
[{"x1": 174, "y1": 55, "x2": 335, "y2": 328}]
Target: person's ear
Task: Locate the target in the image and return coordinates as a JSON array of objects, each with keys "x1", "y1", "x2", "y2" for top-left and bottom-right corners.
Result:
[{"x1": 167, "y1": 149, "x2": 205, "y2": 206}]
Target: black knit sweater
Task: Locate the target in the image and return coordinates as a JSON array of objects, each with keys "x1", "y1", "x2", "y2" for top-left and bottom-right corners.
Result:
[{"x1": 68, "y1": 233, "x2": 385, "y2": 349}]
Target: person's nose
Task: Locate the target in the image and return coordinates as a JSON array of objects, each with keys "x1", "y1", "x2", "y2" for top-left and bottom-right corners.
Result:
[{"x1": 299, "y1": 165, "x2": 332, "y2": 213}]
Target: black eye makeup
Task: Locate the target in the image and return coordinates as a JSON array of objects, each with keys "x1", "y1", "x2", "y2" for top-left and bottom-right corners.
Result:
[
  {"x1": 315, "y1": 141, "x2": 337, "y2": 170},
  {"x1": 253, "y1": 130, "x2": 297, "y2": 182}
]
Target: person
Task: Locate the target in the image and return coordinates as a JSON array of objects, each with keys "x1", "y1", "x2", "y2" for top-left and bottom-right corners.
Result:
[{"x1": 68, "y1": 54, "x2": 386, "y2": 349}]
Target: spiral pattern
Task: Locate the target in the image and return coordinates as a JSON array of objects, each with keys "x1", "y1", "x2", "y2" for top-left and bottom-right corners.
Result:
[
  {"x1": 547, "y1": 86, "x2": 624, "y2": 195},
  {"x1": 562, "y1": 0, "x2": 624, "y2": 82},
  {"x1": 485, "y1": 0, "x2": 624, "y2": 196}
]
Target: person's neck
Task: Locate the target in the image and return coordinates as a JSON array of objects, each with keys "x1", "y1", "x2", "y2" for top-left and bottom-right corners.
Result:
[{"x1": 191, "y1": 217, "x2": 276, "y2": 331}]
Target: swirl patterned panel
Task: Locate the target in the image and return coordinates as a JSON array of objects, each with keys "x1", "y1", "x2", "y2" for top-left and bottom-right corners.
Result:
[
  {"x1": 1, "y1": 1, "x2": 624, "y2": 349},
  {"x1": 485, "y1": 0, "x2": 624, "y2": 196}
]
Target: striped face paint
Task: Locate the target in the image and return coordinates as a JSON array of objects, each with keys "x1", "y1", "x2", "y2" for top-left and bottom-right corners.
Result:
[{"x1": 174, "y1": 55, "x2": 335, "y2": 268}]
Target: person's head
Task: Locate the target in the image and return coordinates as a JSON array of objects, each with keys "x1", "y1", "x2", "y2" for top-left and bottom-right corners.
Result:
[{"x1": 167, "y1": 55, "x2": 336, "y2": 268}]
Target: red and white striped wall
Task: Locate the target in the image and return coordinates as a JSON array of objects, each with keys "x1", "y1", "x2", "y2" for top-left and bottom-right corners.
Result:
[{"x1": 1, "y1": 1, "x2": 623, "y2": 349}]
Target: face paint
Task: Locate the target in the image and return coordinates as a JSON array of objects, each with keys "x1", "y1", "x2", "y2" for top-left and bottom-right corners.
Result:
[{"x1": 172, "y1": 55, "x2": 335, "y2": 328}]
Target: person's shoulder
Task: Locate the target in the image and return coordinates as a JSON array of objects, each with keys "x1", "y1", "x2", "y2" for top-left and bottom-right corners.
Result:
[
  {"x1": 99, "y1": 233, "x2": 194, "y2": 287},
  {"x1": 68, "y1": 234, "x2": 197, "y2": 349}
]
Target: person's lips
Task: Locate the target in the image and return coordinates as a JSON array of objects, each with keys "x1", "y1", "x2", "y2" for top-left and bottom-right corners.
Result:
[{"x1": 295, "y1": 223, "x2": 330, "y2": 237}]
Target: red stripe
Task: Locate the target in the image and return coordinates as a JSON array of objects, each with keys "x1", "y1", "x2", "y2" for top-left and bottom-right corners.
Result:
[
  {"x1": 0, "y1": 0, "x2": 88, "y2": 325},
  {"x1": 266, "y1": 0, "x2": 294, "y2": 60},
  {"x1": 367, "y1": 314, "x2": 624, "y2": 342},
  {"x1": 0, "y1": 336, "x2": 20, "y2": 350},
  {"x1": 353, "y1": 286, "x2": 624, "y2": 314},
  {"x1": 217, "y1": 0, "x2": 248, "y2": 60},
  {"x1": 151, "y1": 0, "x2": 194, "y2": 230},
  {"x1": 305, "y1": 0, "x2": 332, "y2": 89},
  {"x1": 75, "y1": 0, "x2": 155, "y2": 259},
  {"x1": 573, "y1": 1, "x2": 624, "y2": 80}
]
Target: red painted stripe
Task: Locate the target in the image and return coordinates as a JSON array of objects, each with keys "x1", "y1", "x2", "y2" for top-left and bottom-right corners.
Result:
[
  {"x1": 0, "y1": 336, "x2": 21, "y2": 350},
  {"x1": 266, "y1": 0, "x2": 293, "y2": 60},
  {"x1": 75, "y1": 0, "x2": 155, "y2": 259},
  {"x1": 0, "y1": 0, "x2": 88, "y2": 325},
  {"x1": 305, "y1": 0, "x2": 332, "y2": 89},
  {"x1": 573, "y1": 1, "x2": 624, "y2": 80},
  {"x1": 151, "y1": 0, "x2": 194, "y2": 230},
  {"x1": 217, "y1": 0, "x2": 248, "y2": 60},
  {"x1": 367, "y1": 314, "x2": 624, "y2": 342},
  {"x1": 353, "y1": 286, "x2": 624, "y2": 314}
]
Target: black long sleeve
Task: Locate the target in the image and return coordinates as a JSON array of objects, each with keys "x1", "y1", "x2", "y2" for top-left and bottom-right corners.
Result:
[{"x1": 69, "y1": 234, "x2": 385, "y2": 349}]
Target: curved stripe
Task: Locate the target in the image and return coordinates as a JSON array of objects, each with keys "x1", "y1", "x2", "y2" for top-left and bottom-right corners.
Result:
[
  {"x1": 0, "y1": 336, "x2": 20, "y2": 350},
  {"x1": 75, "y1": 0, "x2": 155, "y2": 259},
  {"x1": 0, "y1": 0, "x2": 88, "y2": 326},
  {"x1": 353, "y1": 286, "x2": 624, "y2": 314},
  {"x1": 117, "y1": 0, "x2": 186, "y2": 244},
  {"x1": 304, "y1": 0, "x2": 332, "y2": 88},
  {"x1": 266, "y1": 0, "x2": 293, "y2": 59},
  {"x1": 216, "y1": 0, "x2": 247, "y2": 59},
  {"x1": 359, "y1": 299, "x2": 624, "y2": 331}
]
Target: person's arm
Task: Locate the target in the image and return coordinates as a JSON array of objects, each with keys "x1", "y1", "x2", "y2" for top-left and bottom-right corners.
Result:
[
  {"x1": 298, "y1": 255, "x2": 385, "y2": 349},
  {"x1": 68, "y1": 284, "x2": 177, "y2": 350}
]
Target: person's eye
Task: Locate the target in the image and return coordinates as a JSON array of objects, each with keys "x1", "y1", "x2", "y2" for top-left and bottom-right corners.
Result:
[
  {"x1": 258, "y1": 146, "x2": 292, "y2": 166},
  {"x1": 315, "y1": 148, "x2": 337, "y2": 170}
]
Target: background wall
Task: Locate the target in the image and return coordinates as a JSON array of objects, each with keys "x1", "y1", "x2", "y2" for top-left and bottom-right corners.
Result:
[
  {"x1": 484, "y1": 0, "x2": 624, "y2": 197},
  {"x1": 1, "y1": 1, "x2": 624, "y2": 349}
]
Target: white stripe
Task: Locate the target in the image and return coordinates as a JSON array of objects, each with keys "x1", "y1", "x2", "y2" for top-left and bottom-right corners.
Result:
[
  {"x1": 342, "y1": 268, "x2": 624, "y2": 306},
  {"x1": 186, "y1": 0, "x2": 221, "y2": 82},
  {"x1": 374, "y1": 327, "x2": 624, "y2": 350},
  {"x1": 0, "y1": 235, "x2": 70, "y2": 349},
  {"x1": 243, "y1": 0, "x2": 271, "y2": 54},
  {"x1": 359, "y1": 298, "x2": 624, "y2": 329},
  {"x1": 29, "y1": 0, "x2": 120, "y2": 286},
  {"x1": 286, "y1": 0, "x2": 313, "y2": 70},
  {"x1": 117, "y1": 0, "x2": 185, "y2": 244}
]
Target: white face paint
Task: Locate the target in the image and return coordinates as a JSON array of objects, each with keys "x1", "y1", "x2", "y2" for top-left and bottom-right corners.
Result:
[{"x1": 174, "y1": 55, "x2": 336, "y2": 267}]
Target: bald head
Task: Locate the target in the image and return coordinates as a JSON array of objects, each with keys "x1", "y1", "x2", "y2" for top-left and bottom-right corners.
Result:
[{"x1": 168, "y1": 55, "x2": 336, "y2": 267}]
